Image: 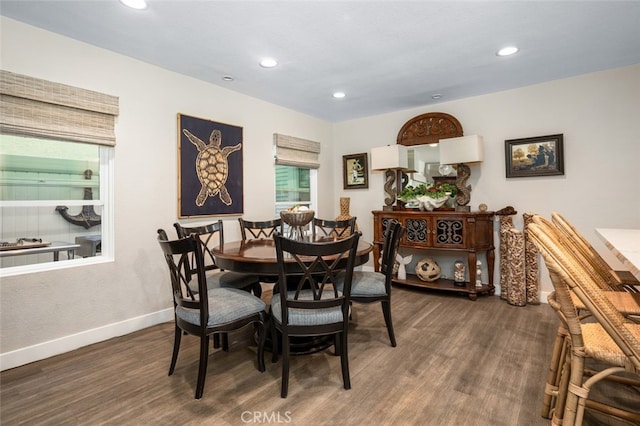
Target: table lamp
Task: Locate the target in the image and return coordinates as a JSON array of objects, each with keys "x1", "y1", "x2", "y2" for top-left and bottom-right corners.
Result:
[
  {"x1": 371, "y1": 144, "x2": 409, "y2": 210},
  {"x1": 438, "y1": 135, "x2": 483, "y2": 212}
]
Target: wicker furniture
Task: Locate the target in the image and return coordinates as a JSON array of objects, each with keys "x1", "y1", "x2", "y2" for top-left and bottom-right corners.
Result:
[
  {"x1": 552, "y1": 212, "x2": 639, "y2": 292},
  {"x1": 372, "y1": 210, "x2": 494, "y2": 300},
  {"x1": 529, "y1": 219, "x2": 640, "y2": 425},
  {"x1": 156, "y1": 230, "x2": 268, "y2": 399}
]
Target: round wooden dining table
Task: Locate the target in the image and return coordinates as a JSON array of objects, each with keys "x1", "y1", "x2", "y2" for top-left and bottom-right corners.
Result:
[{"x1": 212, "y1": 237, "x2": 373, "y2": 277}]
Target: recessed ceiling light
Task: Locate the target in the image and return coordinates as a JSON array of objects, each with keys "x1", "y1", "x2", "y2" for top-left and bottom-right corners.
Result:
[
  {"x1": 431, "y1": 94, "x2": 442, "y2": 100},
  {"x1": 497, "y1": 46, "x2": 519, "y2": 56},
  {"x1": 259, "y1": 58, "x2": 278, "y2": 68},
  {"x1": 333, "y1": 92, "x2": 346, "y2": 99},
  {"x1": 119, "y1": 0, "x2": 148, "y2": 10},
  {"x1": 222, "y1": 76, "x2": 234, "y2": 82}
]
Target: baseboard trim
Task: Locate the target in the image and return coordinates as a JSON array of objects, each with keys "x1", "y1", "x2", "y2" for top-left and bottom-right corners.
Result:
[{"x1": 0, "y1": 308, "x2": 173, "y2": 371}]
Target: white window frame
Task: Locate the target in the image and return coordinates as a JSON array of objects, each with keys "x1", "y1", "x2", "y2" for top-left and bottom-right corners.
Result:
[{"x1": 0, "y1": 145, "x2": 114, "y2": 278}]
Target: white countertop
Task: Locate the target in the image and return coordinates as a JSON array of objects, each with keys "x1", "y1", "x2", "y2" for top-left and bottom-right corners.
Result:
[{"x1": 595, "y1": 228, "x2": 640, "y2": 280}]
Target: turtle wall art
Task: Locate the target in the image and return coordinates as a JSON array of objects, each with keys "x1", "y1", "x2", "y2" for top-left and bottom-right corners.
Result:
[{"x1": 178, "y1": 114, "x2": 244, "y2": 217}]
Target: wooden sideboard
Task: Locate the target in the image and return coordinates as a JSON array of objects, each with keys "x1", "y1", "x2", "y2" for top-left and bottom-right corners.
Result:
[{"x1": 372, "y1": 210, "x2": 495, "y2": 300}]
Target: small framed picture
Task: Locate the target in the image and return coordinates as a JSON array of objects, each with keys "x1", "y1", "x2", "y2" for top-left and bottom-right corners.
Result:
[
  {"x1": 343, "y1": 153, "x2": 368, "y2": 189},
  {"x1": 505, "y1": 134, "x2": 564, "y2": 178}
]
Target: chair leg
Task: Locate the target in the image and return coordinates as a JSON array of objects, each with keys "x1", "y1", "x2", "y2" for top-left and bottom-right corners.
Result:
[
  {"x1": 270, "y1": 317, "x2": 279, "y2": 363},
  {"x1": 195, "y1": 335, "x2": 210, "y2": 400},
  {"x1": 381, "y1": 301, "x2": 397, "y2": 347},
  {"x1": 541, "y1": 326, "x2": 567, "y2": 418},
  {"x1": 169, "y1": 324, "x2": 182, "y2": 376},
  {"x1": 281, "y1": 333, "x2": 290, "y2": 398},
  {"x1": 252, "y1": 282, "x2": 263, "y2": 298},
  {"x1": 256, "y1": 320, "x2": 266, "y2": 373},
  {"x1": 340, "y1": 330, "x2": 351, "y2": 390}
]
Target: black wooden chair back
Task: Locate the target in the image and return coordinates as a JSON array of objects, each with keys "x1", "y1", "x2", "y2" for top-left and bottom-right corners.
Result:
[
  {"x1": 311, "y1": 217, "x2": 357, "y2": 240},
  {"x1": 238, "y1": 218, "x2": 283, "y2": 240}
]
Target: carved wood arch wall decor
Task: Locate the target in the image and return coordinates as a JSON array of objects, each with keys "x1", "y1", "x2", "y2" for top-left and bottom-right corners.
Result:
[{"x1": 396, "y1": 112, "x2": 463, "y2": 146}]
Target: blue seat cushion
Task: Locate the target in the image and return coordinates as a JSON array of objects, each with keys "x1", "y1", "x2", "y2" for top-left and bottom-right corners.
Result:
[
  {"x1": 334, "y1": 271, "x2": 387, "y2": 297},
  {"x1": 176, "y1": 287, "x2": 266, "y2": 327},
  {"x1": 271, "y1": 289, "x2": 344, "y2": 326}
]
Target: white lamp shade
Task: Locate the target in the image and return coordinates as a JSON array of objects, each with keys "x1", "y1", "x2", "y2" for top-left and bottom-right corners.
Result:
[
  {"x1": 438, "y1": 135, "x2": 484, "y2": 165},
  {"x1": 371, "y1": 145, "x2": 409, "y2": 170}
]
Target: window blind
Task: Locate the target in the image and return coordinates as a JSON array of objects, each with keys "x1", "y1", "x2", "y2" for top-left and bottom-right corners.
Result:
[
  {"x1": 274, "y1": 133, "x2": 321, "y2": 169},
  {"x1": 0, "y1": 70, "x2": 119, "y2": 146}
]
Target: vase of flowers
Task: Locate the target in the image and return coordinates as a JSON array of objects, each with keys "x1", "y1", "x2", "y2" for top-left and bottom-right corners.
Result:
[{"x1": 397, "y1": 182, "x2": 457, "y2": 211}]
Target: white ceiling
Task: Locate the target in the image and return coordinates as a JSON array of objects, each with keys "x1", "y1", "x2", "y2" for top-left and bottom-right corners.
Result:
[{"x1": 2, "y1": 1, "x2": 640, "y2": 123}]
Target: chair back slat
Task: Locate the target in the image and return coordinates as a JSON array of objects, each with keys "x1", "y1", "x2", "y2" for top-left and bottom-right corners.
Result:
[
  {"x1": 157, "y1": 229, "x2": 209, "y2": 321},
  {"x1": 551, "y1": 212, "x2": 626, "y2": 291},
  {"x1": 273, "y1": 231, "x2": 360, "y2": 326},
  {"x1": 312, "y1": 217, "x2": 357, "y2": 240},
  {"x1": 529, "y1": 219, "x2": 640, "y2": 371},
  {"x1": 239, "y1": 218, "x2": 283, "y2": 240},
  {"x1": 380, "y1": 222, "x2": 405, "y2": 281},
  {"x1": 174, "y1": 221, "x2": 223, "y2": 274}
]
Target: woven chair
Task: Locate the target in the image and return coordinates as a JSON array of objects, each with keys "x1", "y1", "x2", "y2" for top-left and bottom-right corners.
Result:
[
  {"x1": 533, "y1": 216, "x2": 640, "y2": 419},
  {"x1": 311, "y1": 217, "x2": 356, "y2": 240},
  {"x1": 529, "y1": 221, "x2": 640, "y2": 425},
  {"x1": 551, "y1": 212, "x2": 638, "y2": 293},
  {"x1": 334, "y1": 221, "x2": 404, "y2": 347},
  {"x1": 271, "y1": 231, "x2": 361, "y2": 398},
  {"x1": 157, "y1": 229, "x2": 267, "y2": 399}
]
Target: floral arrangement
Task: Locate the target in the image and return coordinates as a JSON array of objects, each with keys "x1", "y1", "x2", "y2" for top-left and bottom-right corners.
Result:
[{"x1": 397, "y1": 182, "x2": 457, "y2": 201}]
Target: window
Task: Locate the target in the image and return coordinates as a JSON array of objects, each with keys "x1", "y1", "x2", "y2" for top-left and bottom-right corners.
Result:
[
  {"x1": 0, "y1": 135, "x2": 114, "y2": 274},
  {"x1": 0, "y1": 70, "x2": 117, "y2": 276},
  {"x1": 274, "y1": 165, "x2": 317, "y2": 226}
]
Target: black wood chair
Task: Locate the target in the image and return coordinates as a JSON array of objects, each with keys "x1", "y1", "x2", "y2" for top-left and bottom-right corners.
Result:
[
  {"x1": 311, "y1": 217, "x2": 357, "y2": 240},
  {"x1": 238, "y1": 218, "x2": 283, "y2": 240},
  {"x1": 174, "y1": 221, "x2": 262, "y2": 298},
  {"x1": 157, "y1": 229, "x2": 267, "y2": 399},
  {"x1": 271, "y1": 231, "x2": 361, "y2": 398},
  {"x1": 335, "y1": 221, "x2": 404, "y2": 347},
  {"x1": 238, "y1": 218, "x2": 284, "y2": 285}
]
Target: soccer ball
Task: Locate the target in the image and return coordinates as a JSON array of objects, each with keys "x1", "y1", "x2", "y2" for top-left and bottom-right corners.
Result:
[{"x1": 415, "y1": 257, "x2": 441, "y2": 282}]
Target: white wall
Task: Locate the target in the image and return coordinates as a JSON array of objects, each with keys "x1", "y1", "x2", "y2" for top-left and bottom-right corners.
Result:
[
  {"x1": 2, "y1": 16, "x2": 639, "y2": 369},
  {"x1": 334, "y1": 65, "x2": 640, "y2": 299},
  {"x1": 0, "y1": 17, "x2": 335, "y2": 370}
]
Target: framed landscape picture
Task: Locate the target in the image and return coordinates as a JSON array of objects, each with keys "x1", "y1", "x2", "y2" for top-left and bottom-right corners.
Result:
[
  {"x1": 343, "y1": 153, "x2": 368, "y2": 189},
  {"x1": 505, "y1": 134, "x2": 564, "y2": 178},
  {"x1": 178, "y1": 113, "x2": 244, "y2": 217}
]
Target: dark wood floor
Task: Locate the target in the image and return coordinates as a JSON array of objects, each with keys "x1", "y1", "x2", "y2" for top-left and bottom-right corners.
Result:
[{"x1": 2, "y1": 285, "x2": 638, "y2": 425}]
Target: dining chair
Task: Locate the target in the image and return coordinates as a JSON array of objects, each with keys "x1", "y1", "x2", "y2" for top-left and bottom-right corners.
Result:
[
  {"x1": 271, "y1": 231, "x2": 361, "y2": 398},
  {"x1": 174, "y1": 221, "x2": 262, "y2": 298},
  {"x1": 157, "y1": 229, "x2": 268, "y2": 400},
  {"x1": 533, "y1": 215, "x2": 640, "y2": 420},
  {"x1": 238, "y1": 218, "x2": 284, "y2": 285},
  {"x1": 528, "y1": 221, "x2": 640, "y2": 425},
  {"x1": 551, "y1": 212, "x2": 639, "y2": 293},
  {"x1": 311, "y1": 217, "x2": 357, "y2": 240},
  {"x1": 334, "y1": 221, "x2": 404, "y2": 347},
  {"x1": 238, "y1": 218, "x2": 283, "y2": 240}
]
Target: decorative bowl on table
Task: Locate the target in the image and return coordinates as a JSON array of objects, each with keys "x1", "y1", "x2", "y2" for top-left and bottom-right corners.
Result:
[
  {"x1": 416, "y1": 195, "x2": 450, "y2": 211},
  {"x1": 280, "y1": 208, "x2": 315, "y2": 240}
]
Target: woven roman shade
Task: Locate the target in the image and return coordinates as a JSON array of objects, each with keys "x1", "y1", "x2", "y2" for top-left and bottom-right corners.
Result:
[
  {"x1": 274, "y1": 133, "x2": 321, "y2": 169},
  {"x1": 0, "y1": 70, "x2": 119, "y2": 146}
]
